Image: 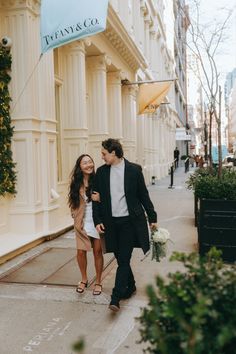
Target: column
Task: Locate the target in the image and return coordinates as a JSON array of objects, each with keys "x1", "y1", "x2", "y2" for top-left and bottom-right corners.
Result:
[
  {"x1": 136, "y1": 115, "x2": 145, "y2": 166},
  {"x1": 160, "y1": 117, "x2": 165, "y2": 177},
  {"x1": 156, "y1": 116, "x2": 162, "y2": 179},
  {"x1": 152, "y1": 117, "x2": 159, "y2": 179},
  {"x1": 86, "y1": 55, "x2": 110, "y2": 167},
  {"x1": 122, "y1": 85, "x2": 138, "y2": 161},
  {"x1": 107, "y1": 71, "x2": 122, "y2": 139},
  {"x1": 62, "y1": 41, "x2": 88, "y2": 178},
  {"x1": 143, "y1": 115, "x2": 153, "y2": 184}
]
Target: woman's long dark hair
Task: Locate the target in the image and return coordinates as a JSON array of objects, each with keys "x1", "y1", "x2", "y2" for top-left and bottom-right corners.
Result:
[{"x1": 68, "y1": 154, "x2": 95, "y2": 209}]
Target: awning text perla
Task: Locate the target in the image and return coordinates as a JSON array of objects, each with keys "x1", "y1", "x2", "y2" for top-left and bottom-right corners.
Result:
[
  {"x1": 138, "y1": 81, "x2": 172, "y2": 114},
  {"x1": 40, "y1": 0, "x2": 109, "y2": 53}
]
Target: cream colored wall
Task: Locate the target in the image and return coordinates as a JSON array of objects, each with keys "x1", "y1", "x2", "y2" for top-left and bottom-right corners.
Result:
[
  {"x1": 0, "y1": 1, "x2": 71, "y2": 242},
  {"x1": 0, "y1": 0, "x2": 177, "y2": 255}
]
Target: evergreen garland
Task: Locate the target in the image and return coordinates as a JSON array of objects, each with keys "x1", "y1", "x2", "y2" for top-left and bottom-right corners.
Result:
[{"x1": 0, "y1": 46, "x2": 17, "y2": 196}]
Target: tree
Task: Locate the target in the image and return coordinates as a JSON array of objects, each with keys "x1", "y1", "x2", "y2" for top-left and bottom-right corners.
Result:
[
  {"x1": 0, "y1": 45, "x2": 17, "y2": 196},
  {"x1": 186, "y1": 0, "x2": 232, "y2": 177}
]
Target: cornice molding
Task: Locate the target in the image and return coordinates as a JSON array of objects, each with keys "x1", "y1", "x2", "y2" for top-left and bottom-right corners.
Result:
[
  {"x1": 0, "y1": 0, "x2": 40, "y2": 15},
  {"x1": 104, "y1": 4, "x2": 148, "y2": 72}
]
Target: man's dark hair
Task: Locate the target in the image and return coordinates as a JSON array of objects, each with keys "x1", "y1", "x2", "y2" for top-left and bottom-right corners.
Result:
[{"x1": 102, "y1": 138, "x2": 124, "y2": 158}]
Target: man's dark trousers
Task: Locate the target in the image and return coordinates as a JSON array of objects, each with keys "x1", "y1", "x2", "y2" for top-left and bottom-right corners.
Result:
[{"x1": 111, "y1": 216, "x2": 135, "y2": 302}]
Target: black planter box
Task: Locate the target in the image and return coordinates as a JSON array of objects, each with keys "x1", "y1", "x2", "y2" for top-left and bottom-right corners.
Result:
[{"x1": 198, "y1": 199, "x2": 236, "y2": 262}]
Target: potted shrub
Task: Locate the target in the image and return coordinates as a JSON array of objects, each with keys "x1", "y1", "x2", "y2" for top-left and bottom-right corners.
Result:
[
  {"x1": 186, "y1": 168, "x2": 236, "y2": 262},
  {"x1": 138, "y1": 248, "x2": 236, "y2": 354},
  {"x1": 186, "y1": 167, "x2": 217, "y2": 226}
]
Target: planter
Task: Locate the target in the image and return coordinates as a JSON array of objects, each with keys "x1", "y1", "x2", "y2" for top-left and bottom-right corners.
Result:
[
  {"x1": 194, "y1": 193, "x2": 199, "y2": 227},
  {"x1": 198, "y1": 199, "x2": 236, "y2": 262}
]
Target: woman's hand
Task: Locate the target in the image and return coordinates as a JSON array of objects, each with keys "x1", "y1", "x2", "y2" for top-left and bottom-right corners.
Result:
[{"x1": 91, "y1": 191, "x2": 100, "y2": 202}]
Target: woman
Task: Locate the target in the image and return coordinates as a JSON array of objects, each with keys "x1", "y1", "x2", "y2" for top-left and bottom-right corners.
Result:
[{"x1": 68, "y1": 154, "x2": 103, "y2": 295}]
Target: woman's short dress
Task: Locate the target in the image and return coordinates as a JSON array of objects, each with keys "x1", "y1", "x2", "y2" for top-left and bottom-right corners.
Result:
[
  {"x1": 83, "y1": 200, "x2": 99, "y2": 239},
  {"x1": 73, "y1": 194, "x2": 101, "y2": 251}
]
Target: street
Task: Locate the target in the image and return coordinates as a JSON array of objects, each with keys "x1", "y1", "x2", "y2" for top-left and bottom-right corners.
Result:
[{"x1": 0, "y1": 167, "x2": 197, "y2": 354}]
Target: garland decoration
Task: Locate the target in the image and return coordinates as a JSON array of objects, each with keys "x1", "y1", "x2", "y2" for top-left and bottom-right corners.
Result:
[{"x1": 0, "y1": 45, "x2": 17, "y2": 196}]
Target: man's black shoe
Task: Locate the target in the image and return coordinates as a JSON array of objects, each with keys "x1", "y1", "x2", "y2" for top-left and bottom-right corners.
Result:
[
  {"x1": 121, "y1": 285, "x2": 136, "y2": 300},
  {"x1": 109, "y1": 299, "x2": 120, "y2": 312}
]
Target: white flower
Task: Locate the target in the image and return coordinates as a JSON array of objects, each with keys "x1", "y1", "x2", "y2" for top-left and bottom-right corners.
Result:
[
  {"x1": 152, "y1": 228, "x2": 170, "y2": 244},
  {"x1": 151, "y1": 227, "x2": 171, "y2": 262}
]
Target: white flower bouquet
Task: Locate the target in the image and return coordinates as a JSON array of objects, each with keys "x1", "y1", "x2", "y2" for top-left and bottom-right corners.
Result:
[{"x1": 151, "y1": 227, "x2": 171, "y2": 262}]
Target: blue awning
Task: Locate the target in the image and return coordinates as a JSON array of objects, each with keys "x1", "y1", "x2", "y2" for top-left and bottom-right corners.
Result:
[{"x1": 40, "y1": 0, "x2": 109, "y2": 53}]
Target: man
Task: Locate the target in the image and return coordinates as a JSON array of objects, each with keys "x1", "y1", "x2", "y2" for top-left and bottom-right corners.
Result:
[
  {"x1": 174, "y1": 147, "x2": 180, "y2": 168},
  {"x1": 93, "y1": 138, "x2": 157, "y2": 312}
]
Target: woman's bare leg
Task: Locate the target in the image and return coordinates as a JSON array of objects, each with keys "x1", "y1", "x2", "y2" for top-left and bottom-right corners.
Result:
[
  {"x1": 77, "y1": 249, "x2": 88, "y2": 291},
  {"x1": 93, "y1": 239, "x2": 104, "y2": 291}
]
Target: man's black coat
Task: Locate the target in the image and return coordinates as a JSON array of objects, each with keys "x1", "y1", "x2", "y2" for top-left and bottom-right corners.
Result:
[{"x1": 92, "y1": 159, "x2": 157, "y2": 254}]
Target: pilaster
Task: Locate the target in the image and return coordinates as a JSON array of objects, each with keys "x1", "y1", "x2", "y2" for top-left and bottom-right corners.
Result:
[
  {"x1": 2, "y1": 0, "x2": 43, "y2": 235},
  {"x1": 0, "y1": 0, "x2": 66, "y2": 236},
  {"x1": 38, "y1": 50, "x2": 58, "y2": 219}
]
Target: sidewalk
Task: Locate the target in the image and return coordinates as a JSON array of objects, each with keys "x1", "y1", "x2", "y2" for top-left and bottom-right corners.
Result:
[{"x1": 0, "y1": 166, "x2": 197, "y2": 354}]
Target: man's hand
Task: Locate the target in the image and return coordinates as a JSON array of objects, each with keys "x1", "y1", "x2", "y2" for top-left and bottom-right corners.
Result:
[
  {"x1": 96, "y1": 223, "x2": 105, "y2": 234},
  {"x1": 149, "y1": 223, "x2": 158, "y2": 231},
  {"x1": 91, "y1": 191, "x2": 100, "y2": 202}
]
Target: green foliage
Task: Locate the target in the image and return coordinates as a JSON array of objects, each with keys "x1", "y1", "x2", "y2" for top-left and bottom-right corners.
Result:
[
  {"x1": 72, "y1": 338, "x2": 85, "y2": 352},
  {"x1": 138, "y1": 248, "x2": 236, "y2": 354},
  {"x1": 186, "y1": 167, "x2": 217, "y2": 191},
  {"x1": 0, "y1": 46, "x2": 17, "y2": 196},
  {"x1": 186, "y1": 168, "x2": 236, "y2": 200}
]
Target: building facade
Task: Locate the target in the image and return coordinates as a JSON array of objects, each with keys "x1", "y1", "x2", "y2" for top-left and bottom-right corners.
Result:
[
  {"x1": 225, "y1": 68, "x2": 236, "y2": 152},
  {"x1": 173, "y1": 0, "x2": 189, "y2": 157},
  {"x1": 0, "y1": 0, "x2": 183, "y2": 260},
  {"x1": 187, "y1": 52, "x2": 205, "y2": 157}
]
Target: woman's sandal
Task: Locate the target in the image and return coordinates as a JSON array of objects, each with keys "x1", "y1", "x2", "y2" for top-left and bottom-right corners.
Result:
[
  {"x1": 93, "y1": 284, "x2": 102, "y2": 296},
  {"x1": 76, "y1": 281, "x2": 88, "y2": 294}
]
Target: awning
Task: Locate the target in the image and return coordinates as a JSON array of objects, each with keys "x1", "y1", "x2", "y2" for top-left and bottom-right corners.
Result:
[
  {"x1": 40, "y1": 0, "x2": 109, "y2": 53},
  {"x1": 138, "y1": 80, "x2": 172, "y2": 114}
]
